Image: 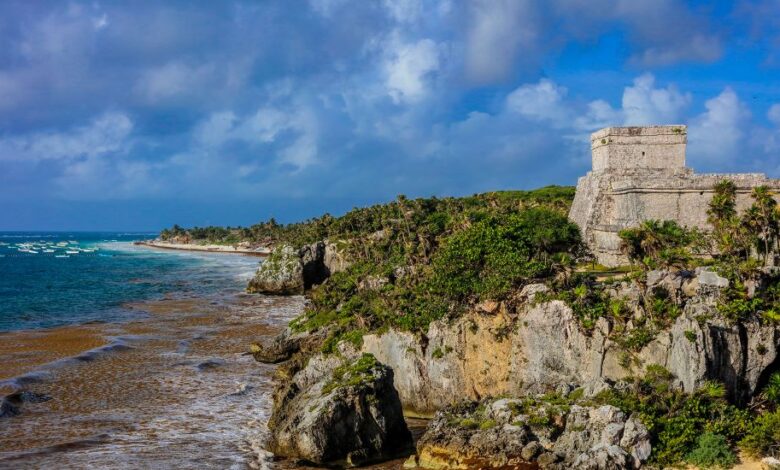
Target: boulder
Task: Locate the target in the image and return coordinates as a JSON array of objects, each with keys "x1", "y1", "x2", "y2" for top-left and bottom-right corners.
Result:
[
  {"x1": 250, "y1": 328, "x2": 326, "y2": 364},
  {"x1": 411, "y1": 400, "x2": 651, "y2": 469},
  {"x1": 553, "y1": 405, "x2": 650, "y2": 469},
  {"x1": 267, "y1": 353, "x2": 413, "y2": 467},
  {"x1": 247, "y1": 245, "x2": 305, "y2": 295}
]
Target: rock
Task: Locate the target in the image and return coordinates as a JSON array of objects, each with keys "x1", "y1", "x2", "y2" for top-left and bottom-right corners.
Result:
[
  {"x1": 620, "y1": 416, "x2": 652, "y2": 466},
  {"x1": 323, "y1": 242, "x2": 351, "y2": 275},
  {"x1": 476, "y1": 300, "x2": 500, "y2": 314},
  {"x1": 358, "y1": 275, "x2": 390, "y2": 291},
  {"x1": 414, "y1": 401, "x2": 532, "y2": 469},
  {"x1": 536, "y1": 451, "x2": 561, "y2": 467},
  {"x1": 552, "y1": 405, "x2": 649, "y2": 468},
  {"x1": 519, "y1": 283, "x2": 549, "y2": 302},
  {"x1": 0, "y1": 390, "x2": 51, "y2": 418},
  {"x1": 267, "y1": 353, "x2": 412, "y2": 467},
  {"x1": 413, "y1": 400, "x2": 650, "y2": 469},
  {"x1": 247, "y1": 245, "x2": 304, "y2": 295},
  {"x1": 572, "y1": 444, "x2": 630, "y2": 470},
  {"x1": 300, "y1": 242, "x2": 328, "y2": 289},
  {"x1": 695, "y1": 267, "x2": 729, "y2": 290},
  {"x1": 247, "y1": 240, "x2": 353, "y2": 295},
  {"x1": 762, "y1": 456, "x2": 780, "y2": 470},
  {"x1": 250, "y1": 328, "x2": 325, "y2": 364},
  {"x1": 520, "y1": 441, "x2": 542, "y2": 461},
  {"x1": 0, "y1": 397, "x2": 19, "y2": 418}
]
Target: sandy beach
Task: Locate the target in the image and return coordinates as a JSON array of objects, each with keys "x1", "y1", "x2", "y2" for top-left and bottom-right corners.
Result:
[{"x1": 136, "y1": 240, "x2": 271, "y2": 256}]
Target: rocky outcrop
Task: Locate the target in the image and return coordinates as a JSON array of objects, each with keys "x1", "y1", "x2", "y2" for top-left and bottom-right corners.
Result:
[
  {"x1": 360, "y1": 269, "x2": 780, "y2": 413},
  {"x1": 250, "y1": 327, "x2": 328, "y2": 364},
  {"x1": 247, "y1": 245, "x2": 305, "y2": 295},
  {"x1": 407, "y1": 399, "x2": 650, "y2": 469},
  {"x1": 248, "y1": 241, "x2": 351, "y2": 295},
  {"x1": 266, "y1": 352, "x2": 413, "y2": 467}
]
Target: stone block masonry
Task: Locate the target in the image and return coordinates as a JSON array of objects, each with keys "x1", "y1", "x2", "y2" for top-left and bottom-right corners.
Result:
[{"x1": 569, "y1": 125, "x2": 780, "y2": 266}]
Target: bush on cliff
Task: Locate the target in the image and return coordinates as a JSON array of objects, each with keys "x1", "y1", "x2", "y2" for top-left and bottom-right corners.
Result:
[
  {"x1": 618, "y1": 220, "x2": 705, "y2": 269},
  {"x1": 428, "y1": 208, "x2": 581, "y2": 302}
]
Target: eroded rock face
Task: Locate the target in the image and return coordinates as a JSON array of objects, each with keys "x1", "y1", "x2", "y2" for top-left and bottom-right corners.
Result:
[
  {"x1": 361, "y1": 271, "x2": 780, "y2": 412},
  {"x1": 266, "y1": 352, "x2": 413, "y2": 467},
  {"x1": 248, "y1": 241, "x2": 352, "y2": 295},
  {"x1": 409, "y1": 400, "x2": 650, "y2": 469},
  {"x1": 247, "y1": 245, "x2": 305, "y2": 295}
]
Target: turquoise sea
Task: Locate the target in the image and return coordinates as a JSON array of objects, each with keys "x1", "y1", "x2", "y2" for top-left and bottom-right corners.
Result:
[{"x1": 0, "y1": 232, "x2": 261, "y2": 331}]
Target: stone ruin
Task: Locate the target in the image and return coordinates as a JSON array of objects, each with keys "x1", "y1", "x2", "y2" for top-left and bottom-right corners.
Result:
[{"x1": 569, "y1": 125, "x2": 780, "y2": 266}]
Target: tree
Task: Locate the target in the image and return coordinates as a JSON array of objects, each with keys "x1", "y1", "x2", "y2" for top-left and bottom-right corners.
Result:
[
  {"x1": 619, "y1": 220, "x2": 703, "y2": 269},
  {"x1": 743, "y1": 186, "x2": 780, "y2": 265}
]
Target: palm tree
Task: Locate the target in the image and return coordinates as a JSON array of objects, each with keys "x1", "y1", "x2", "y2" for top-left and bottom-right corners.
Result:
[{"x1": 743, "y1": 186, "x2": 779, "y2": 265}]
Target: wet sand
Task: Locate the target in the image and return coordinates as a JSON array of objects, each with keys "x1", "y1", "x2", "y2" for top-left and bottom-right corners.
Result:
[{"x1": 0, "y1": 292, "x2": 304, "y2": 469}]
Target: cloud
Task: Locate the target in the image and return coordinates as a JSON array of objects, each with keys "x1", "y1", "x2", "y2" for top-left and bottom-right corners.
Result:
[
  {"x1": 688, "y1": 88, "x2": 751, "y2": 166},
  {"x1": 0, "y1": 112, "x2": 132, "y2": 162},
  {"x1": 383, "y1": 36, "x2": 442, "y2": 103},
  {"x1": 135, "y1": 62, "x2": 217, "y2": 101},
  {"x1": 506, "y1": 79, "x2": 570, "y2": 126},
  {"x1": 632, "y1": 34, "x2": 721, "y2": 67},
  {"x1": 768, "y1": 103, "x2": 780, "y2": 127},
  {"x1": 622, "y1": 74, "x2": 691, "y2": 125},
  {"x1": 465, "y1": 0, "x2": 538, "y2": 83},
  {"x1": 193, "y1": 104, "x2": 320, "y2": 171}
]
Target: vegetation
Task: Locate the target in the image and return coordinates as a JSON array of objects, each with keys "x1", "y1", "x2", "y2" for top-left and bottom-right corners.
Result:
[
  {"x1": 168, "y1": 181, "x2": 780, "y2": 466},
  {"x1": 593, "y1": 368, "x2": 750, "y2": 467},
  {"x1": 286, "y1": 188, "x2": 582, "y2": 349},
  {"x1": 322, "y1": 353, "x2": 381, "y2": 394},
  {"x1": 618, "y1": 219, "x2": 706, "y2": 269},
  {"x1": 685, "y1": 432, "x2": 738, "y2": 469}
]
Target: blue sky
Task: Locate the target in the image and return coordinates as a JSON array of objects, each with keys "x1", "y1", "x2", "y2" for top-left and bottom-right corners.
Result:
[{"x1": 1, "y1": 0, "x2": 780, "y2": 230}]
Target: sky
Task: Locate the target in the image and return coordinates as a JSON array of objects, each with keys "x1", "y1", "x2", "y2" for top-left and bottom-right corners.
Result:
[{"x1": 1, "y1": 0, "x2": 780, "y2": 231}]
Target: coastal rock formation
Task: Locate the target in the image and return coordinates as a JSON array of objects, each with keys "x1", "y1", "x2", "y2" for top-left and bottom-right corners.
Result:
[
  {"x1": 251, "y1": 327, "x2": 328, "y2": 364},
  {"x1": 569, "y1": 125, "x2": 780, "y2": 266},
  {"x1": 248, "y1": 241, "x2": 351, "y2": 295},
  {"x1": 247, "y1": 245, "x2": 305, "y2": 295},
  {"x1": 266, "y1": 352, "x2": 413, "y2": 467},
  {"x1": 407, "y1": 399, "x2": 650, "y2": 469},
  {"x1": 359, "y1": 269, "x2": 780, "y2": 413}
]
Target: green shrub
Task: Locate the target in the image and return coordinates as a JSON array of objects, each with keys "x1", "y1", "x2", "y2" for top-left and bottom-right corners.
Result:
[
  {"x1": 740, "y1": 409, "x2": 780, "y2": 458},
  {"x1": 762, "y1": 373, "x2": 780, "y2": 406},
  {"x1": 429, "y1": 208, "x2": 581, "y2": 302},
  {"x1": 685, "y1": 432, "x2": 737, "y2": 469},
  {"x1": 618, "y1": 220, "x2": 704, "y2": 269}
]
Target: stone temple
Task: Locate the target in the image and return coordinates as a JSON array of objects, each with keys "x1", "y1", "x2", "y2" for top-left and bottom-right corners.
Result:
[{"x1": 569, "y1": 125, "x2": 780, "y2": 267}]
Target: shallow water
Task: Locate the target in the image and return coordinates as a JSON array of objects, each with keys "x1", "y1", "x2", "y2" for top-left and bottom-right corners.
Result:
[{"x1": 0, "y1": 291, "x2": 305, "y2": 469}]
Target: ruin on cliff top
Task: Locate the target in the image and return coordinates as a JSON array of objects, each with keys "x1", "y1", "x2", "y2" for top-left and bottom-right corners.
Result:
[{"x1": 569, "y1": 125, "x2": 780, "y2": 266}]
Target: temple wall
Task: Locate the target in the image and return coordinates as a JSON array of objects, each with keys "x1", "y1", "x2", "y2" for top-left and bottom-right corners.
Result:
[{"x1": 570, "y1": 124, "x2": 780, "y2": 267}]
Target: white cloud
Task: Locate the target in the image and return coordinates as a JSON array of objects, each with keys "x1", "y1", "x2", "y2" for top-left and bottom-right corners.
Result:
[
  {"x1": 0, "y1": 112, "x2": 133, "y2": 162},
  {"x1": 622, "y1": 74, "x2": 691, "y2": 125},
  {"x1": 574, "y1": 99, "x2": 623, "y2": 132},
  {"x1": 632, "y1": 34, "x2": 721, "y2": 67},
  {"x1": 383, "y1": 0, "x2": 422, "y2": 23},
  {"x1": 688, "y1": 88, "x2": 751, "y2": 165},
  {"x1": 768, "y1": 103, "x2": 780, "y2": 127},
  {"x1": 93, "y1": 14, "x2": 109, "y2": 30},
  {"x1": 193, "y1": 105, "x2": 320, "y2": 171},
  {"x1": 505, "y1": 79, "x2": 569, "y2": 126},
  {"x1": 465, "y1": 0, "x2": 537, "y2": 83},
  {"x1": 135, "y1": 62, "x2": 216, "y2": 101},
  {"x1": 384, "y1": 37, "x2": 441, "y2": 103}
]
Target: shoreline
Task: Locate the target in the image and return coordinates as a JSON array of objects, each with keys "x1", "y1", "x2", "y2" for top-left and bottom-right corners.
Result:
[
  {"x1": 134, "y1": 240, "x2": 271, "y2": 256},
  {"x1": 0, "y1": 290, "x2": 305, "y2": 468}
]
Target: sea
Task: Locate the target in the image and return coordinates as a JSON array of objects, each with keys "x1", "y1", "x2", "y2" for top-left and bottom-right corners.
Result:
[{"x1": 0, "y1": 232, "x2": 305, "y2": 469}]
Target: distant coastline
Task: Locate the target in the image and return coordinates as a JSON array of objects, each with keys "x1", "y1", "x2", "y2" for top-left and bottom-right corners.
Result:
[{"x1": 134, "y1": 240, "x2": 271, "y2": 257}]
